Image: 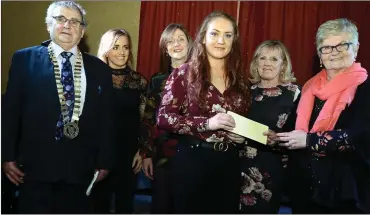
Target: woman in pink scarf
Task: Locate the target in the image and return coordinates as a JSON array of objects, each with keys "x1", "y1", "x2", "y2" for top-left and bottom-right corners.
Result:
[{"x1": 276, "y1": 18, "x2": 369, "y2": 213}]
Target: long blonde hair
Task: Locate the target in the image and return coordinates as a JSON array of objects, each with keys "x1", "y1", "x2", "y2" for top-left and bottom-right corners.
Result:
[{"x1": 97, "y1": 28, "x2": 134, "y2": 69}]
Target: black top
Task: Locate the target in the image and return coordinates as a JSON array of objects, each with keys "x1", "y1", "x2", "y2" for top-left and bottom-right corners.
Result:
[
  {"x1": 239, "y1": 83, "x2": 300, "y2": 212},
  {"x1": 288, "y1": 77, "x2": 370, "y2": 213},
  {"x1": 111, "y1": 67, "x2": 147, "y2": 163}
]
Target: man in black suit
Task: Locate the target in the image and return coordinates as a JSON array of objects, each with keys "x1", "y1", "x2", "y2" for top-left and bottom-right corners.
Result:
[{"x1": 1, "y1": 1, "x2": 113, "y2": 213}]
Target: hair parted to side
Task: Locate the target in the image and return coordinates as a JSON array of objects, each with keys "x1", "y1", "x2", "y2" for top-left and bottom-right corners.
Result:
[
  {"x1": 187, "y1": 11, "x2": 250, "y2": 111},
  {"x1": 158, "y1": 23, "x2": 193, "y2": 73},
  {"x1": 45, "y1": 1, "x2": 87, "y2": 29},
  {"x1": 249, "y1": 40, "x2": 296, "y2": 84},
  {"x1": 97, "y1": 28, "x2": 134, "y2": 69},
  {"x1": 316, "y1": 18, "x2": 359, "y2": 52}
]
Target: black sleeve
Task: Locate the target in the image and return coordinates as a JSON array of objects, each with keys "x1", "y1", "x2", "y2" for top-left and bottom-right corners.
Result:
[
  {"x1": 306, "y1": 79, "x2": 370, "y2": 157},
  {"x1": 95, "y1": 62, "x2": 114, "y2": 170},
  {"x1": 282, "y1": 85, "x2": 301, "y2": 132},
  {"x1": 1, "y1": 51, "x2": 24, "y2": 163}
]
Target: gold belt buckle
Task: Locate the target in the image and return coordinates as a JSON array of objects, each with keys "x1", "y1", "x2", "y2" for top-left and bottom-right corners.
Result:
[{"x1": 213, "y1": 142, "x2": 228, "y2": 152}]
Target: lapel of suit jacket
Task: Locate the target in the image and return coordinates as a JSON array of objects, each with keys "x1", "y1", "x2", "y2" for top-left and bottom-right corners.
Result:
[
  {"x1": 81, "y1": 53, "x2": 94, "y2": 116},
  {"x1": 38, "y1": 45, "x2": 61, "y2": 115}
]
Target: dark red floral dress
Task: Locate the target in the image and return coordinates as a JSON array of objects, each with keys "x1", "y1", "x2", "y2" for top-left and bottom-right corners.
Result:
[{"x1": 239, "y1": 83, "x2": 300, "y2": 213}]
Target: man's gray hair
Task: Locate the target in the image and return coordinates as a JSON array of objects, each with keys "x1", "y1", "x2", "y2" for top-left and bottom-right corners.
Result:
[{"x1": 45, "y1": 1, "x2": 87, "y2": 28}]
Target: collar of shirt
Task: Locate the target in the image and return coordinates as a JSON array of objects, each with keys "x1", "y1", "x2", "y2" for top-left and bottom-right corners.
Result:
[{"x1": 51, "y1": 42, "x2": 78, "y2": 64}]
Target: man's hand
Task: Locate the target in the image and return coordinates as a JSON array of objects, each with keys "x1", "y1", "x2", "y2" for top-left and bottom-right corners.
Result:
[
  {"x1": 3, "y1": 162, "x2": 25, "y2": 186},
  {"x1": 95, "y1": 169, "x2": 109, "y2": 183}
]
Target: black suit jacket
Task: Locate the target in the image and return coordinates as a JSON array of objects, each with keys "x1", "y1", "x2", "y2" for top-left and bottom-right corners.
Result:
[{"x1": 1, "y1": 40, "x2": 114, "y2": 184}]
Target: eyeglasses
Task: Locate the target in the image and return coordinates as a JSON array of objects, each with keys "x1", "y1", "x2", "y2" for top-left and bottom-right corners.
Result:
[
  {"x1": 318, "y1": 42, "x2": 353, "y2": 54},
  {"x1": 167, "y1": 36, "x2": 187, "y2": 46},
  {"x1": 52, "y1": 15, "x2": 84, "y2": 27}
]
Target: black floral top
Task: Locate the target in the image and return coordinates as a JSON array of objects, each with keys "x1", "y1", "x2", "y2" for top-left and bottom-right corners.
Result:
[
  {"x1": 288, "y1": 78, "x2": 370, "y2": 212},
  {"x1": 239, "y1": 83, "x2": 300, "y2": 212}
]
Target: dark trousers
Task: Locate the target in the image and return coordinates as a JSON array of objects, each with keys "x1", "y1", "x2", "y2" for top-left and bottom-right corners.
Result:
[
  {"x1": 151, "y1": 159, "x2": 174, "y2": 213},
  {"x1": 1, "y1": 175, "x2": 19, "y2": 214},
  {"x1": 172, "y1": 140, "x2": 240, "y2": 213},
  {"x1": 292, "y1": 201, "x2": 365, "y2": 214},
  {"x1": 17, "y1": 180, "x2": 91, "y2": 214},
  {"x1": 92, "y1": 162, "x2": 136, "y2": 214}
]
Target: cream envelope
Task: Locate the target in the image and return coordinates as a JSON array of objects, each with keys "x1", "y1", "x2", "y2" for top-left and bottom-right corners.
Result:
[{"x1": 227, "y1": 111, "x2": 269, "y2": 144}]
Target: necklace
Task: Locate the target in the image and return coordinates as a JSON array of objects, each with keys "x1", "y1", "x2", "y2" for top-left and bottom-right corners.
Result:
[{"x1": 47, "y1": 42, "x2": 83, "y2": 139}]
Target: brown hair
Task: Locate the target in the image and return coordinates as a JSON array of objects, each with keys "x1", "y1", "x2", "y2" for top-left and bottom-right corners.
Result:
[
  {"x1": 187, "y1": 11, "x2": 250, "y2": 110},
  {"x1": 97, "y1": 28, "x2": 134, "y2": 69},
  {"x1": 158, "y1": 23, "x2": 192, "y2": 73}
]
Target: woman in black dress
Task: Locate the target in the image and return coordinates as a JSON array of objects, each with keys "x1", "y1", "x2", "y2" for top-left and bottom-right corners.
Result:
[
  {"x1": 239, "y1": 40, "x2": 300, "y2": 213},
  {"x1": 92, "y1": 28, "x2": 147, "y2": 214}
]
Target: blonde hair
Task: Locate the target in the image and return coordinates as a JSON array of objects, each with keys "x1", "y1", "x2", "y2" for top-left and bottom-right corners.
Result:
[
  {"x1": 316, "y1": 18, "x2": 359, "y2": 52},
  {"x1": 97, "y1": 28, "x2": 134, "y2": 69},
  {"x1": 249, "y1": 40, "x2": 296, "y2": 84}
]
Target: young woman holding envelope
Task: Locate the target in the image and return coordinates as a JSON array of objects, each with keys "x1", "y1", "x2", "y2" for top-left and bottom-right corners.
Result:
[
  {"x1": 156, "y1": 11, "x2": 251, "y2": 213},
  {"x1": 239, "y1": 40, "x2": 300, "y2": 213}
]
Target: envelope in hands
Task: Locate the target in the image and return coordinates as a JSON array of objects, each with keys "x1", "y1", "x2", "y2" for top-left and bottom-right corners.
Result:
[{"x1": 227, "y1": 111, "x2": 269, "y2": 144}]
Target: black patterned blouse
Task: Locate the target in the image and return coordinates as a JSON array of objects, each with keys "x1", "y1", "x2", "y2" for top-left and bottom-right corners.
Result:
[{"x1": 239, "y1": 83, "x2": 300, "y2": 213}]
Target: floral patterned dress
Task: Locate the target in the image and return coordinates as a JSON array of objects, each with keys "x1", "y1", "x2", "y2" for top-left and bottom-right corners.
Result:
[{"x1": 239, "y1": 83, "x2": 300, "y2": 213}]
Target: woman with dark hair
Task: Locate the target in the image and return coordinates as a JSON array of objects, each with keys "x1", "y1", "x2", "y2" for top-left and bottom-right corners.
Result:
[
  {"x1": 140, "y1": 23, "x2": 192, "y2": 213},
  {"x1": 93, "y1": 28, "x2": 147, "y2": 214},
  {"x1": 157, "y1": 11, "x2": 251, "y2": 213}
]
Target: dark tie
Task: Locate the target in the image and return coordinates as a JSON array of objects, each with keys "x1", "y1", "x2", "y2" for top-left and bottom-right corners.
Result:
[{"x1": 55, "y1": 52, "x2": 75, "y2": 140}]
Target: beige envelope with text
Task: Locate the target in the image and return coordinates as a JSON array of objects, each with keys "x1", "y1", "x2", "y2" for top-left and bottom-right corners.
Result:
[{"x1": 227, "y1": 111, "x2": 269, "y2": 145}]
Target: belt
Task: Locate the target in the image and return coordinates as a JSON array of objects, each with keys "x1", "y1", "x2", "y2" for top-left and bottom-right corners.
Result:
[
  {"x1": 189, "y1": 141, "x2": 234, "y2": 152},
  {"x1": 178, "y1": 135, "x2": 236, "y2": 152}
]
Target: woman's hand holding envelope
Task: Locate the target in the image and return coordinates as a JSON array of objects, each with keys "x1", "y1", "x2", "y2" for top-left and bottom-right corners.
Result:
[
  {"x1": 207, "y1": 113, "x2": 236, "y2": 131},
  {"x1": 263, "y1": 130, "x2": 279, "y2": 145},
  {"x1": 227, "y1": 132, "x2": 245, "y2": 144}
]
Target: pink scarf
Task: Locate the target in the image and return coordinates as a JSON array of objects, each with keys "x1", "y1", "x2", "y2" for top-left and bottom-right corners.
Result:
[{"x1": 296, "y1": 63, "x2": 368, "y2": 132}]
